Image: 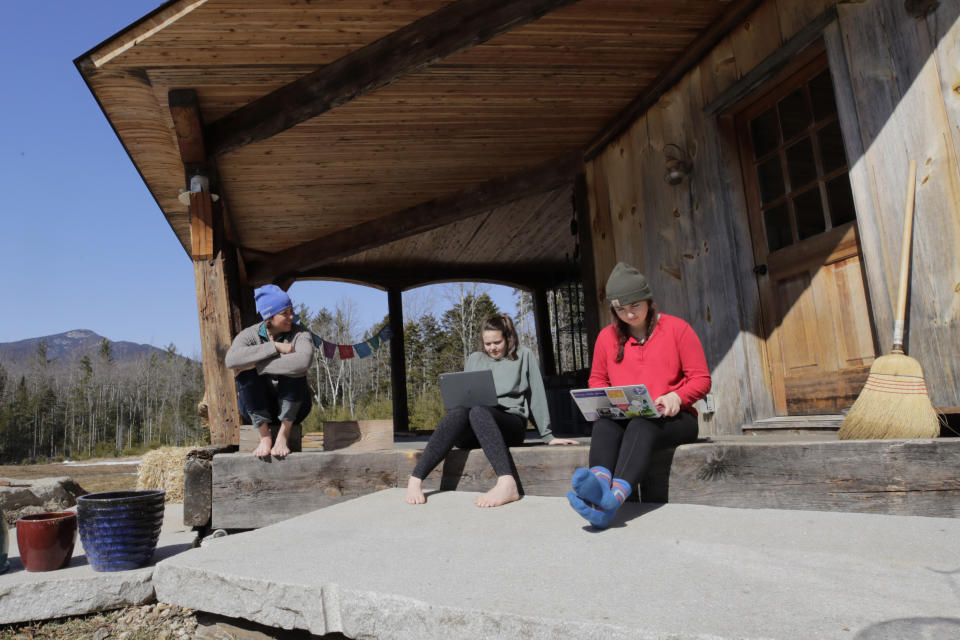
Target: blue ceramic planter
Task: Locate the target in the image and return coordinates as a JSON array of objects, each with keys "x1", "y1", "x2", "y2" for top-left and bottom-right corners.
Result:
[
  {"x1": 77, "y1": 490, "x2": 165, "y2": 572},
  {"x1": 1, "y1": 506, "x2": 8, "y2": 574}
]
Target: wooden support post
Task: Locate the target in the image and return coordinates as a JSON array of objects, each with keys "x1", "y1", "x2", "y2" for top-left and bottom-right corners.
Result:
[
  {"x1": 387, "y1": 287, "x2": 409, "y2": 433},
  {"x1": 170, "y1": 89, "x2": 244, "y2": 445},
  {"x1": 573, "y1": 172, "x2": 600, "y2": 349},
  {"x1": 532, "y1": 287, "x2": 557, "y2": 376}
]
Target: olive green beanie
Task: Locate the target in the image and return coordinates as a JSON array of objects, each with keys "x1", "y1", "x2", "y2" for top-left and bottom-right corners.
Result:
[{"x1": 605, "y1": 262, "x2": 652, "y2": 307}]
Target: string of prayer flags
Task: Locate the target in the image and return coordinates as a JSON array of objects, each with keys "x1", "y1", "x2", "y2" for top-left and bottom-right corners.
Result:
[
  {"x1": 322, "y1": 340, "x2": 337, "y2": 360},
  {"x1": 353, "y1": 341, "x2": 372, "y2": 358},
  {"x1": 305, "y1": 322, "x2": 393, "y2": 360}
]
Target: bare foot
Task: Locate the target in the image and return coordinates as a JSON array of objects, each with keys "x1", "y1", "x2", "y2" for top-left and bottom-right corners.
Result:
[
  {"x1": 271, "y1": 433, "x2": 291, "y2": 458},
  {"x1": 405, "y1": 476, "x2": 426, "y2": 504},
  {"x1": 252, "y1": 436, "x2": 272, "y2": 457},
  {"x1": 475, "y1": 475, "x2": 520, "y2": 508}
]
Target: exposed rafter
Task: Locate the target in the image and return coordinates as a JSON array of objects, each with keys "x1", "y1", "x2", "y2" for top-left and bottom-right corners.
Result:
[
  {"x1": 206, "y1": 0, "x2": 583, "y2": 156},
  {"x1": 246, "y1": 152, "x2": 583, "y2": 285},
  {"x1": 296, "y1": 261, "x2": 579, "y2": 291}
]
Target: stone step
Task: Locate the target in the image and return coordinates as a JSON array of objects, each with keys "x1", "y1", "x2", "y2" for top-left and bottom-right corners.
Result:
[{"x1": 155, "y1": 490, "x2": 960, "y2": 640}]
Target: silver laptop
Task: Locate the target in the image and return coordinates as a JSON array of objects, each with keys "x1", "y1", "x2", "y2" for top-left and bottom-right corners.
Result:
[{"x1": 438, "y1": 370, "x2": 498, "y2": 410}]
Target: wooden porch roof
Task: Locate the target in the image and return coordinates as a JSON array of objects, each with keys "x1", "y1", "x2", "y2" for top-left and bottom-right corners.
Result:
[{"x1": 76, "y1": 0, "x2": 758, "y2": 289}]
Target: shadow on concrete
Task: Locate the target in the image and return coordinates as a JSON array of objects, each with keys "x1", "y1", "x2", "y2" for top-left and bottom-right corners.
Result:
[{"x1": 853, "y1": 617, "x2": 960, "y2": 639}]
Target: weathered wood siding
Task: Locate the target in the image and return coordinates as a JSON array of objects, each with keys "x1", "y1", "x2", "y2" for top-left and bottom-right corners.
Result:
[
  {"x1": 585, "y1": 0, "x2": 960, "y2": 433},
  {"x1": 832, "y1": 0, "x2": 960, "y2": 409}
]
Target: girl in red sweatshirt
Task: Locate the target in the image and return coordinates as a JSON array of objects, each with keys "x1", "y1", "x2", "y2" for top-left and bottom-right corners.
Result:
[{"x1": 568, "y1": 262, "x2": 711, "y2": 528}]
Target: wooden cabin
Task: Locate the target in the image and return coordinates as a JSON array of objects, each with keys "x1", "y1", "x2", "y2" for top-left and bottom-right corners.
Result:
[{"x1": 76, "y1": 0, "x2": 960, "y2": 444}]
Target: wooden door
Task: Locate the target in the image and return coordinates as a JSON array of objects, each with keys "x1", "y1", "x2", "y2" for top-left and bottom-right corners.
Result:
[{"x1": 736, "y1": 54, "x2": 876, "y2": 415}]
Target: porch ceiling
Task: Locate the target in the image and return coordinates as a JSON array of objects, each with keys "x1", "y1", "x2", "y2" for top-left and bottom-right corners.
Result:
[{"x1": 76, "y1": 0, "x2": 756, "y2": 287}]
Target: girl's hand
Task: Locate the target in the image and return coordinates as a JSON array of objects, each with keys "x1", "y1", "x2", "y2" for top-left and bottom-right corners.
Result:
[
  {"x1": 548, "y1": 438, "x2": 579, "y2": 445},
  {"x1": 655, "y1": 392, "x2": 682, "y2": 417}
]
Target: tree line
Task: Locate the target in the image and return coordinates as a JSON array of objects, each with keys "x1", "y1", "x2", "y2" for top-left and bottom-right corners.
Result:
[{"x1": 0, "y1": 339, "x2": 205, "y2": 464}]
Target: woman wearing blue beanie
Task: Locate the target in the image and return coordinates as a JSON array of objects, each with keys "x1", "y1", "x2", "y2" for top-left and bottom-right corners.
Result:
[{"x1": 225, "y1": 285, "x2": 315, "y2": 458}]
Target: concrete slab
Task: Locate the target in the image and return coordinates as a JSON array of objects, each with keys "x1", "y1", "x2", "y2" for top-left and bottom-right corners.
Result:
[
  {"x1": 0, "y1": 503, "x2": 196, "y2": 624},
  {"x1": 154, "y1": 489, "x2": 960, "y2": 640}
]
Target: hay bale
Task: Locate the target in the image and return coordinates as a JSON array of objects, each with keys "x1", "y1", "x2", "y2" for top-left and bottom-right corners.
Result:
[{"x1": 136, "y1": 446, "x2": 192, "y2": 503}]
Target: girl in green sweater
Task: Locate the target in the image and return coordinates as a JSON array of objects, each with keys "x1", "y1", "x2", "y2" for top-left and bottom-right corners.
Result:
[{"x1": 405, "y1": 314, "x2": 578, "y2": 507}]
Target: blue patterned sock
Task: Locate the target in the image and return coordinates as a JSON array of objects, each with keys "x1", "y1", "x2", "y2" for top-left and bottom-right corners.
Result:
[
  {"x1": 571, "y1": 466, "x2": 612, "y2": 506},
  {"x1": 600, "y1": 478, "x2": 632, "y2": 510},
  {"x1": 566, "y1": 491, "x2": 618, "y2": 529}
]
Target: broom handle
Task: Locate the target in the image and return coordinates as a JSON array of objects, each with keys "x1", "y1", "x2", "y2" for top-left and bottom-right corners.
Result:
[{"x1": 892, "y1": 159, "x2": 917, "y2": 353}]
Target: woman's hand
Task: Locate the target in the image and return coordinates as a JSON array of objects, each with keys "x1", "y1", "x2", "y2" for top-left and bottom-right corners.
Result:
[
  {"x1": 274, "y1": 341, "x2": 294, "y2": 354},
  {"x1": 655, "y1": 392, "x2": 682, "y2": 417},
  {"x1": 548, "y1": 438, "x2": 579, "y2": 446}
]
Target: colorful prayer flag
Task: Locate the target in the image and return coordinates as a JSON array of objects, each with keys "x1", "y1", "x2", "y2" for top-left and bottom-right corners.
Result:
[
  {"x1": 379, "y1": 325, "x2": 393, "y2": 341},
  {"x1": 338, "y1": 344, "x2": 354, "y2": 360},
  {"x1": 310, "y1": 332, "x2": 323, "y2": 348},
  {"x1": 354, "y1": 342, "x2": 372, "y2": 358},
  {"x1": 322, "y1": 340, "x2": 336, "y2": 359},
  {"x1": 367, "y1": 335, "x2": 380, "y2": 350}
]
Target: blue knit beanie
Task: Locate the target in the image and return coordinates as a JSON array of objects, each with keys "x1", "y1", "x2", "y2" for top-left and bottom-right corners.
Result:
[{"x1": 254, "y1": 285, "x2": 292, "y2": 320}]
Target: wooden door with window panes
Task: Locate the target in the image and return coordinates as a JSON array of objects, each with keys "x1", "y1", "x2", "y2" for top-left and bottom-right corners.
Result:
[{"x1": 736, "y1": 54, "x2": 875, "y2": 415}]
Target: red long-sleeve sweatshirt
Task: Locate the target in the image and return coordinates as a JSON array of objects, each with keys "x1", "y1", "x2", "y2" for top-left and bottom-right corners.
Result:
[{"x1": 589, "y1": 314, "x2": 711, "y2": 415}]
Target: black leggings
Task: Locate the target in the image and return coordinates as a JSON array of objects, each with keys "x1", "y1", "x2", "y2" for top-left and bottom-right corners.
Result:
[
  {"x1": 412, "y1": 406, "x2": 526, "y2": 479},
  {"x1": 588, "y1": 412, "x2": 698, "y2": 488}
]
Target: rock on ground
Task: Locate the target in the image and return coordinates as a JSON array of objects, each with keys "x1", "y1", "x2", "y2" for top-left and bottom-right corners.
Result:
[{"x1": 0, "y1": 476, "x2": 85, "y2": 525}]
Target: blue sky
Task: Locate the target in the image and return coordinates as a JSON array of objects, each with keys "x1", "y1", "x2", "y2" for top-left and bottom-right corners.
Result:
[{"x1": 0, "y1": 2, "x2": 518, "y2": 358}]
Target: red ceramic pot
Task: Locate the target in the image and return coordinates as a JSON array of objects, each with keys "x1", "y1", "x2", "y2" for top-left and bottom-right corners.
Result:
[{"x1": 16, "y1": 512, "x2": 78, "y2": 572}]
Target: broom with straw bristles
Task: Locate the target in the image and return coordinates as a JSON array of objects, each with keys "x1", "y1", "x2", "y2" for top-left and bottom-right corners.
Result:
[{"x1": 838, "y1": 159, "x2": 940, "y2": 440}]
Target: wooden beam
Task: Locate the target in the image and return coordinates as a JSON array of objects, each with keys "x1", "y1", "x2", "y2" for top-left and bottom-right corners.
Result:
[
  {"x1": 532, "y1": 287, "x2": 557, "y2": 377},
  {"x1": 296, "y1": 262, "x2": 576, "y2": 290},
  {"x1": 704, "y1": 6, "x2": 837, "y2": 115},
  {"x1": 387, "y1": 288, "x2": 409, "y2": 434},
  {"x1": 248, "y1": 152, "x2": 582, "y2": 285},
  {"x1": 87, "y1": 0, "x2": 209, "y2": 68},
  {"x1": 206, "y1": 0, "x2": 583, "y2": 156},
  {"x1": 584, "y1": 0, "x2": 764, "y2": 160},
  {"x1": 169, "y1": 89, "x2": 243, "y2": 446},
  {"x1": 573, "y1": 172, "x2": 600, "y2": 349}
]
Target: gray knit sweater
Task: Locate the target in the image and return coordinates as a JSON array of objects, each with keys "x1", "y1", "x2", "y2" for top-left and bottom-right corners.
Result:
[{"x1": 225, "y1": 322, "x2": 314, "y2": 378}]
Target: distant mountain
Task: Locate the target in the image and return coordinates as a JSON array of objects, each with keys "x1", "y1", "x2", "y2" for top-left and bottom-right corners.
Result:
[{"x1": 0, "y1": 330, "x2": 190, "y2": 375}]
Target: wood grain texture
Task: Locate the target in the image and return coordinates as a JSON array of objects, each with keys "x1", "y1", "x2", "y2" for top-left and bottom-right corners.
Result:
[
  {"x1": 208, "y1": 436, "x2": 960, "y2": 528},
  {"x1": 836, "y1": 0, "x2": 960, "y2": 408},
  {"x1": 323, "y1": 420, "x2": 394, "y2": 452},
  {"x1": 665, "y1": 438, "x2": 960, "y2": 516},
  {"x1": 206, "y1": 0, "x2": 586, "y2": 155}
]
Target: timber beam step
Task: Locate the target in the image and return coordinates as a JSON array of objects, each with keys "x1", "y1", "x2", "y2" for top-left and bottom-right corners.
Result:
[{"x1": 202, "y1": 437, "x2": 960, "y2": 529}]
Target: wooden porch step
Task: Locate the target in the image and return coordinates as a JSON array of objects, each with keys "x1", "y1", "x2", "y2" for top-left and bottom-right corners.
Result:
[
  {"x1": 743, "y1": 414, "x2": 844, "y2": 435},
  {"x1": 187, "y1": 436, "x2": 960, "y2": 530}
]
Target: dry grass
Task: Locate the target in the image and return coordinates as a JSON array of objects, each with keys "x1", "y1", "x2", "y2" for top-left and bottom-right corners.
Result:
[
  {"x1": 136, "y1": 447, "x2": 192, "y2": 503},
  {"x1": 0, "y1": 457, "x2": 140, "y2": 494}
]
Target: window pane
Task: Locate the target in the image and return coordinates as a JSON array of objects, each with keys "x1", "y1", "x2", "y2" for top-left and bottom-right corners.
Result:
[
  {"x1": 757, "y1": 157, "x2": 785, "y2": 204},
  {"x1": 794, "y1": 188, "x2": 826, "y2": 240},
  {"x1": 818, "y1": 121, "x2": 846, "y2": 175},
  {"x1": 751, "y1": 108, "x2": 779, "y2": 158},
  {"x1": 764, "y1": 204, "x2": 793, "y2": 251},
  {"x1": 827, "y1": 175, "x2": 857, "y2": 225},
  {"x1": 809, "y1": 70, "x2": 837, "y2": 121},
  {"x1": 786, "y1": 137, "x2": 817, "y2": 191},
  {"x1": 778, "y1": 88, "x2": 811, "y2": 141}
]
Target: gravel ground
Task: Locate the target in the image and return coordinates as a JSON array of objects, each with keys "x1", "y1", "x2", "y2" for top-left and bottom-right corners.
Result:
[
  {"x1": 0, "y1": 603, "x2": 198, "y2": 640},
  {"x1": 0, "y1": 603, "x2": 351, "y2": 639}
]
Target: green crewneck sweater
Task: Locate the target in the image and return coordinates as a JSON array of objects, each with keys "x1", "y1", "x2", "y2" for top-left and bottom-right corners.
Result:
[{"x1": 464, "y1": 346, "x2": 554, "y2": 442}]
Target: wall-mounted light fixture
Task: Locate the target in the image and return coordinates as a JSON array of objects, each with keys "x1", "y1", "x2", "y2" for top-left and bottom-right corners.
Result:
[
  {"x1": 177, "y1": 173, "x2": 220, "y2": 205},
  {"x1": 664, "y1": 143, "x2": 693, "y2": 186}
]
